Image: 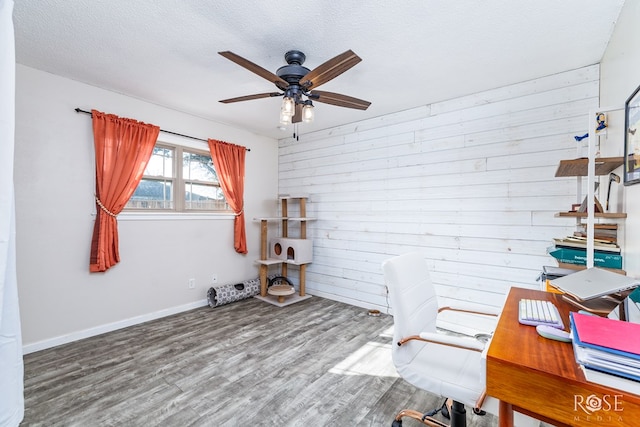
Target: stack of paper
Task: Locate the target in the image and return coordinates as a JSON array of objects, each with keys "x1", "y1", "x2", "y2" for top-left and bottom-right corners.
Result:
[
  {"x1": 573, "y1": 223, "x2": 619, "y2": 244},
  {"x1": 553, "y1": 236, "x2": 621, "y2": 253},
  {"x1": 570, "y1": 312, "x2": 640, "y2": 395}
]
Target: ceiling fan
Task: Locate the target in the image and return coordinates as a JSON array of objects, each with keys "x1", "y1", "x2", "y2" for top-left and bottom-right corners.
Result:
[{"x1": 218, "y1": 49, "x2": 371, "y2": 125}]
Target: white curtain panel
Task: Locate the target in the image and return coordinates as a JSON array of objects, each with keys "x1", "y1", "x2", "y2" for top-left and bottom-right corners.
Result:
[{"x1": 0, "y1": 0, "x2": 25, "y2": 426}]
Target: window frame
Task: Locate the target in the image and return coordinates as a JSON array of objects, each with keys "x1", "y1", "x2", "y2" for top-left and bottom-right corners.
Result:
[{"x1": 124, "y1": 141, "x2": 231, "y2": 214}]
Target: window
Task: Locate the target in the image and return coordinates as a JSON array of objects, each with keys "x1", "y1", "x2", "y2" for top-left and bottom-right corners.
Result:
[{"x1": 126, "y1": 143, "x2": 229, "y2": 212}]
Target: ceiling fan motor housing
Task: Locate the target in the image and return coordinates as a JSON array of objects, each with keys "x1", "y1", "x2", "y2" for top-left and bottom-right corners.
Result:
[
  {"x1": 284, "y1": 50, "x2": 305, "y2": 65},
  {"x1": 276, "y1": 50, "x2": 310, "y2": 85}
]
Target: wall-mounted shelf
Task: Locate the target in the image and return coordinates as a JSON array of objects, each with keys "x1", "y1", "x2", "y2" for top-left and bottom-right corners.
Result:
[
  {"x1": 552, "y1": 108, "x2": 625, "y2": 270},
  {"x1": 555, "y1": 156, "x2": 627, "y2": 219},
  {"x1": 555, "y1": 157, "x2": 623, "y2": 177},
  {"x1": 556, "y1": 212, "x2": 627, "y2": 219}
]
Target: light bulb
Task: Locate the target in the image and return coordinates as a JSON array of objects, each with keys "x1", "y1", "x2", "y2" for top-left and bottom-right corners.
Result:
[
  {"x1": 281, "y1": 96, "x2": 294, "y2": 115},
  {"x1": 279, "y1": 109, "x2": 291, "y2": 125},
  {"x1": 302, "y1": 104, "x2": 314, "y2": 123}
]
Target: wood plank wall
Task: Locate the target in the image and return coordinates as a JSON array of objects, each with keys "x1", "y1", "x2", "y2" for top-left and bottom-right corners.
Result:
[{"x1": 277, "y1": 65, "x2": 599, "y2": 312}]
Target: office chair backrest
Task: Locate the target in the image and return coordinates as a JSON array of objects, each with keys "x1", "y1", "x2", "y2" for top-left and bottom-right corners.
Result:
[{"x1": 382, "y1": 252, "x2": 439, "y2": 367}]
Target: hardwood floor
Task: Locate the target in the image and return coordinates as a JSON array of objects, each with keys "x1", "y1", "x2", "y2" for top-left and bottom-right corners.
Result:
[{"x1": 22, "y1": 296, "x2": 502, "y2": 426}]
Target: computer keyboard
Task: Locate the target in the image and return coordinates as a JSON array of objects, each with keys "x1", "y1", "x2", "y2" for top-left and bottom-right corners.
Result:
[{"x1": 518, "y1": 299, "x2": 564, "y2": 329}]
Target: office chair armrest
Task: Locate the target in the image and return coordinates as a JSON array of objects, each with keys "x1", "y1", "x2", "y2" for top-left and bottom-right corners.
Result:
[
  {"x1": 398, "y1": 332, "x2": 485, "y2": 352},
  {"x1": 438, "y1": 301, "x2": 500, "y2": 317}
]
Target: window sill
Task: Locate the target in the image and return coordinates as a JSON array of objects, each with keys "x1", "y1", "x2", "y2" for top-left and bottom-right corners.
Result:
[{"x1": 92, "y1": 212, "x2": 235, "y2": 221}]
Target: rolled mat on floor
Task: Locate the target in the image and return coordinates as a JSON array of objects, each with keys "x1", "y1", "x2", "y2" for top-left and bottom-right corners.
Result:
[{"x1": 207, "y1": 275, "x2": 279, "y2": 307}]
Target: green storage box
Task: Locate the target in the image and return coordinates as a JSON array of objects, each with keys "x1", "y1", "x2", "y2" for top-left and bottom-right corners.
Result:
[{"x1": 549, "y1": 247, "x2": 622, "y2": 269}]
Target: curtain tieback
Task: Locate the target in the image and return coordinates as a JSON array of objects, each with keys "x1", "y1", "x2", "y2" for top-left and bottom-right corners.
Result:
[
  {"x1": 234, "y1": 209, "x2": 244, "y2": 216},
  {"x1": 95, "y1": 195, "x2": 117, "y2": 218}
]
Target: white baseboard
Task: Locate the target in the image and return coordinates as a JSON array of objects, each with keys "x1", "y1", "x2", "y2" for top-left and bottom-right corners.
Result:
[{"x1": 22, "y1": 299, "x2": 209, "y2": 355}]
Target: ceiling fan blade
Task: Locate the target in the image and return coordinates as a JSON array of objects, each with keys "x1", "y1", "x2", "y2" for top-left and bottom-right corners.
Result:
[
  {"x1": 219, "y1": 51, "x2": 289, "y2": 89},
  {"x1": 309, "y1": 90, "x2": 371, "y2": 110},
  {"x1": 292, "y1": 103, "x2": 303, "y2": 123},
  {"x1": 219, "y1": 92, "x2": 282, "y2": 104},
  {"x1": 300, "y1": 50, "x2": 362, "y2": 90}
]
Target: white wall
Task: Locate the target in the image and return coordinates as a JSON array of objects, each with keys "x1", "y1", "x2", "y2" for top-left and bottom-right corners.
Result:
[
  {"x1": 15, "y1": 65, "x2": 279, "y2": 352},
  {"x1": 1, "y1": 1, "x2": 24, "y2": 424},
  {"x1": 600, "y1": 0, "x2": 640, "y2": 278},
  {"x1": 278, "y1": 66, "x2": 599, "y2": 311}
]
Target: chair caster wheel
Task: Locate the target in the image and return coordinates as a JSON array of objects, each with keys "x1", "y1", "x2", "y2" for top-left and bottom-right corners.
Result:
[
  {"x1": 473, "y1": 407, "x2": 486, "y2": 416},
  {"x1": 391, "y1": 420, "x2": 402, "y2": 427}
]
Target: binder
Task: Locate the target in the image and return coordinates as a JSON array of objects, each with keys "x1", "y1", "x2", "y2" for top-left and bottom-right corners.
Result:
[
  {"x1": 570, "y1": 312, "x2": 640, "y2": 382},
  {"x1": 581, "y1": 365, "x2": 640, "y2": 394},
  {"x1": 571, "y1": 311, "x2": 640, "y2": 356},
  {"x1": 573, "y1": 341, "x2": 640, "y2": 377}
]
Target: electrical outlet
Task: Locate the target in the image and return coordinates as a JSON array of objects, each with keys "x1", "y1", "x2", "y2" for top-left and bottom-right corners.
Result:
[
  {"x1": 212, "y1": 274, "x2": 218, "y2": 284},
  {"x1": 188, "y1": 278, "x2": 195, "y2": 289}
]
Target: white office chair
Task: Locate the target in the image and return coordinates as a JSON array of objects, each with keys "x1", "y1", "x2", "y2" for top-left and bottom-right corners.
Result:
[{"x1": 382, "y1": 252, "x2": 537, "y2": 427}]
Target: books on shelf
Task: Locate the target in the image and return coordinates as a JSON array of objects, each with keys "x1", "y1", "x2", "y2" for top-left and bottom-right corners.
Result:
[
  {"x1": 553, "y1": 236, "x2": 620, "y2": 253},
  {"x1": 573, "y1": 223, "x2": 618, "y2": 243},
  {"x1": 549, "y1": 221, "x2": 623, "y2": 271},
  {"x1": 548, "y1": 246, "x2": 623, "y2": 269},
  {"x1": 554, "y1": 262, "x2": 626, "y2": 275}
]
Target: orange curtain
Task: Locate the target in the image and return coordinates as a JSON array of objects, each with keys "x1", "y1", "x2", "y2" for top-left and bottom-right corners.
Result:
[
  {"x1": 208, "y1": 139, "x2": 248, "y2": 254},
  {"x1": 90, "y1": 110, "x2": 160, "y2": 272}
]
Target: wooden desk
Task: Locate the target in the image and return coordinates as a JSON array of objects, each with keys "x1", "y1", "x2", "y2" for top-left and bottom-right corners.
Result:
[{"x1": 486, "y1": 287, "x2": 640, "y2": 427}]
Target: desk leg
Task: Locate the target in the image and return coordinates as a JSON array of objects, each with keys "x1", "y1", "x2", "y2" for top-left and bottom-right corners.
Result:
[{"x1": 498, "y1": 401, "x2": 514, "y2": 427}]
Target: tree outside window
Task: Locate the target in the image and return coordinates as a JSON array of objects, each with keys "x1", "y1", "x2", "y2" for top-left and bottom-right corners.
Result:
[{"x1": 126, "y1": 144, "x2": 229, "y2": 212}]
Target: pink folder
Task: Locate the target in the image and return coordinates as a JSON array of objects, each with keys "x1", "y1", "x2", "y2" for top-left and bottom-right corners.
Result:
[{"x1": 572, "y1": 312, "x2": 640, "y2": 356}]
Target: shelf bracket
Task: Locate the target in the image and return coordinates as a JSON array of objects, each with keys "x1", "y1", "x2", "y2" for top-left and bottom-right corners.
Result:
[
  {"x1": 587, "y1": 110, "x2": 596, "y2": 268},
  {"x1": 585, "y1": 106, "x2": 623, "y2": 268}
]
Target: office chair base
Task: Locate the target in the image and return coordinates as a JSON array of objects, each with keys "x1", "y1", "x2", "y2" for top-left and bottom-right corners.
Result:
[
  {"x1": 391, "y1": 409, "x2": 448, "y2": 427},
  {"x1": 391, "y1": 400, "x2": 467, "y2": 427},
  {"x1": 440, "y1": 398, "x2": 451, "y2": 419}
]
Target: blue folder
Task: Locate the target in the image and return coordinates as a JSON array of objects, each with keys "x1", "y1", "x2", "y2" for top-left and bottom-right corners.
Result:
[{"x1": 570, "y1": 312, "x2": 640, "y2": 382}]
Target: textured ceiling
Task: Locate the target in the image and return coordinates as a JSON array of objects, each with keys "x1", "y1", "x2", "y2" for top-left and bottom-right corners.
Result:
[{"x1": 13, "y1": 0, "x2": 625, "y2": 140}]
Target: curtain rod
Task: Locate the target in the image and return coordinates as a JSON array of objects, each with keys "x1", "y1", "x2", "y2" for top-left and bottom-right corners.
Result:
[{"x1": 74, "y1": 108, "x2": 250, "y2": 151}]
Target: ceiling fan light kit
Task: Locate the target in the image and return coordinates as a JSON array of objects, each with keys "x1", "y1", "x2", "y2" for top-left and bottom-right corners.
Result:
[
  {"x1": 281, "y1": 96, "x2": 295, "y2": 115},
  {"x1": 301, "y1": 102, "x2": 314, "y2": 123},
  {"x1": 219, "y1": 49, "x2": 370, "y2": 134},
  {"x1": 279, "y1": 108, "x2": 292, "y2": 125}
]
